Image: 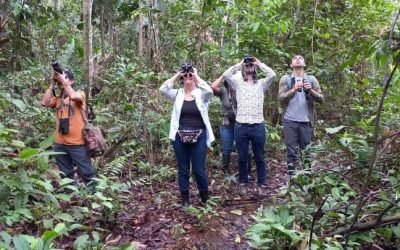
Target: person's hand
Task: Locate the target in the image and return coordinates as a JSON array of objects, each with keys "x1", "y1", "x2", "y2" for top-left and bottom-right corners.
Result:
[
  {"x1": 192, "y1": 67, "x2": 198, "y2": 77},
  {"x1": 54, "y1": 72, "x2": 71, "y2": 88},
  {"x1": 293, "y1": 81, "x2": 303, "y2": 91},
  {"x1": 253, "y1": 57, "x2": 261, "y2": 66},
  {"x1": 303, "y1": 81, "x2": 312, "y2": 90},
  {"x1": 239, "y1": 59, "x2": 244, "y2": 65}
]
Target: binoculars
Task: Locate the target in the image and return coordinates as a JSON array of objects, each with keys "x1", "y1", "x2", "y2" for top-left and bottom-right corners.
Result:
[
  {"x1": 50, "y1": 60, "x2": 64, "y2": 74},
  {"x1": 244, "y1": 56, "x2": 255, "y2": 64},
  {"x1": 181, "y1": 63, "x2": 194, "y2": 73}
]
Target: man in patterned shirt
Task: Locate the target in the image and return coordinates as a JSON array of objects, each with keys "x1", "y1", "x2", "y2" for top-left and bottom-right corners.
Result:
[
  {"x1": 223, "y1": 56, "x2": 276, "y2": 195},
  {"x1": 278, "y1": 55, "x2": 324, "y2": 177}
]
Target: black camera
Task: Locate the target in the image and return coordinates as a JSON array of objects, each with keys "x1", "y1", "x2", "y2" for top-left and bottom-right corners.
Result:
[
  {"x1": 244, "y1": 56, "x2": 254, "y2": 64},
  {"x1": 51, "y1": 60, "x2": 64, "y2": 74},
  {"x1": 59, "y1": 118, "x2": 69, "y2": 134},
  {"x1": 181, "y1": 63, "x2": 194, "y2": 73}
]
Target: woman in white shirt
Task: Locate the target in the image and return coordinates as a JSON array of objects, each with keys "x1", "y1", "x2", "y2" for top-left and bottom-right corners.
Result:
[{"x1": 160, "y1": 64, "x2": 215, "y2": 207}]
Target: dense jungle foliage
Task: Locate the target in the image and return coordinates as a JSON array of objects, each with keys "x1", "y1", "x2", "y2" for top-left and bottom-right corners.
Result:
[{"x1": 1, "y1": 0, "x2": 400, "y2": 249}]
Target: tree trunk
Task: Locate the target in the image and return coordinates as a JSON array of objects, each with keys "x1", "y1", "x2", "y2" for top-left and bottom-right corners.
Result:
[
  {"x1": 54, "y1": 0, "x2": 62, "y2": 11},
  {"x1": 100, "y1": 5, "x2": 105, "y2": 57},
  {"x1": 83, "y1": 0, "x2": 93, "y2": 102},
  {"x1": 138, "y1": 0, "x2": 144, "y2": 57}
]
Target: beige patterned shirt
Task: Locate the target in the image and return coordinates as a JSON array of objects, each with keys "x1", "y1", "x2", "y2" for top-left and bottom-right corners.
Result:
[{"x1": 223, "y1": 63, "x2": 276, "y2": 124}]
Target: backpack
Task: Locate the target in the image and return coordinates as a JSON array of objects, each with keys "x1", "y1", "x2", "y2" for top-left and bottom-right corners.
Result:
[
  {"x1": 79, "y1": 89, "x2": 107, "y2": 158},
  {"x1": 286, "y1": 74, "x2": 315, "y2": 90}
]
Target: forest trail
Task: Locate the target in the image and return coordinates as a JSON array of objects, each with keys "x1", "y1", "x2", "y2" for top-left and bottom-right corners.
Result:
[{"x1": 110, "y1": 158, "x2": 289, "y2": 249}]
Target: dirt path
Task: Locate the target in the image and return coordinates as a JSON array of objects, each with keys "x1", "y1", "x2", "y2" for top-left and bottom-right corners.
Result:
[{"x1": 111, "y1": 158, "x2": 289, "y2": 249}]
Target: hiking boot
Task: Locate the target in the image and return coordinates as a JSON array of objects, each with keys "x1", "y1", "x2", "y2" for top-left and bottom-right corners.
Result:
[
  {"x1": 222, "y1": 153, "x2": 231, "y2": 175},
  {"x1": 199, "y1": 190, "x2": 208, "y2": 204},
  {"x1": 257, "y1": 184, "x2": 268, "y2": 197},
  {"x1": 239, "y1": 183, "x2": 248, "y2": 196},
  {"x1": 181, "y1": 190, "x2": 190, "y2": 207}
]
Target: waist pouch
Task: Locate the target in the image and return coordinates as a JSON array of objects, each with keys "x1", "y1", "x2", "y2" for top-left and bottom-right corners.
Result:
[{"x1": 178, "y1": 129, "x2": 203, "y2": 144}]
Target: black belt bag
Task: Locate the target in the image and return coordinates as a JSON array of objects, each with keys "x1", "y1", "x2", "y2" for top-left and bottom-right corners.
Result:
[{"x1": 178, "y1": 129, "x2": 203, "y2": 144}]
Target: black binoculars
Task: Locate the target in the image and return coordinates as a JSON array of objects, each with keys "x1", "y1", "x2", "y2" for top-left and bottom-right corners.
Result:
[
  {"x1": 244, "y1": 56, "x2": 255, "y2": 64},
  {"x1": 181, "y1": 63, "x2": 194, "y2": 73},
  {"x1": 51, "y1": 60, "x2": 64, "y2": 74}
]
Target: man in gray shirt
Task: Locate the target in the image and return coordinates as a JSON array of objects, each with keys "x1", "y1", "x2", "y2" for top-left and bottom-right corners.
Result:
[{"x1": 278, "y1": 55, "x2": 324, "y2": 177}]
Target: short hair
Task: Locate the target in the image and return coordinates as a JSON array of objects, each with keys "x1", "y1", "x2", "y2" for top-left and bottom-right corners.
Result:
[
  {"x1": 64, "y1": 70, "x2": 74, "y2": 81},
  {"x1": 292, "y1": 55, "x2": 304, "y2": 60}
]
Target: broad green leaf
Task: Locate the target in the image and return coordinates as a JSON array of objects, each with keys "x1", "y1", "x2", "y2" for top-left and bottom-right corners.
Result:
[
  {"x1": 18, "y1": 148, "x2": 39, "y2": 159},
  {"x1": 41, "y1": 230, "x2": 59, "y2": 244},
  {"x1": 73, "y1": 234, "x2": 90, "y2": 249},
  {"x1": 331, "y1": 187, "x2": 340, "y2": 199},
  {"x1": 54, "y1": 213, "x2": 74, "y2": 222},
  {"x1": 11, "y1": 99, "x2": 26, "y2": 111},
  {"x1": 39, "y1": 134, "x2": 55, "y2": 149},
  {"x1": 0, "y1": 232, "x2": 11, "y2": 246},
  {"x1": 54, "y1": 223, "x2": 68, "y2": 234},
  {"x1": 103, "y1": 201, "x2": 114, "y2": 209},
  {"x1": 278, "y1": 207, "x2": 289, "y2": 224},
  {"x1": 13, "y1": 236, "x2": 30, "y2": 250},
  {"x1": 42, "y1": 219, "x2": 54, "y2": 229}
]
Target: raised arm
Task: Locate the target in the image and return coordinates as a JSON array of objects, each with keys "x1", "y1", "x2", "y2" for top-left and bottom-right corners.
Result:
[
  {"x1": 222, "y1": 63, "x2": 242, "y2": 90},
  {"x1": 159, "y1": 72, "x2": 180, "y2": 101},
  {"x1": 210, "y1": 75, "x2": 224, "y2": 96},
  {"x1": 54, "y1": 72, "x2": 84, "y2": 103},
  {"x1": 309, "y1": 76, "x2": 324, "y2": 103},
  {"x1": 193, "y1": 68, "x2": 213, "y2": 102},
  {"x1": 41, "y1": 77, "x2": 57, "y2": 108},
  {"x1": 278, "y1": 75, "x2": 296, "y2": 105},
  {"x1": 253, "y1": 58, "x2": 276, "y2": 90}
]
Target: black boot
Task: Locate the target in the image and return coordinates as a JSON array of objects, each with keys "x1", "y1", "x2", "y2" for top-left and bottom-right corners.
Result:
[
  {"x1": 199, "y1": 190, "x2": 208, "y2": 203},
  {"x1": 181, "y1": 190, "x2": 190, "y2": 207},
  {"x1": 222, "y1": 153, "x2": 231, "y2": 175}
]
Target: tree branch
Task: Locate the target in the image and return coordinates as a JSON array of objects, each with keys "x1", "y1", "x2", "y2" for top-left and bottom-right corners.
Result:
[{"x1": 325, "y1": 215, "x2": 400, "y2": 237}]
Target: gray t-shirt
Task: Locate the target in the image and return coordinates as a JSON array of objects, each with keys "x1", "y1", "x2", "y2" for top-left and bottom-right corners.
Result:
[
  {"x1": 217, "y1": 86, "x2": 236, "y2": 126},
  {"x1": 284, "y1": 77, "x2": 310, "y2": 122},
  {"x1": 218, "y1": 87, "x2": 236, "y2": 113}
]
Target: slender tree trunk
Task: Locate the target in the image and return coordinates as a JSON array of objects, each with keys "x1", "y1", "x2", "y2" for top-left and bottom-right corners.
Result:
[
  {"x1": 138, "y1": 0, "x2": 144, "y2": 57},
  {"x1": 54, "y1": 0, "x2": 62, "y2": 11},
  {"x1": 100, "y1": 5, "x2": 105, "y2": 57},
  {"x1": 83, "y1": 0, "x2": 93, "y2": 101}
]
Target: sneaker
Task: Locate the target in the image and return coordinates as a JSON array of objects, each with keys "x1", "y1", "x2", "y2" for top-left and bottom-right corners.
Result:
[
  {"x1": 257, "y1": 184, "x2": 268, "y2": 197},
  {"x1": 239, "y1": 183, "x2": 248, "y2": 196}
]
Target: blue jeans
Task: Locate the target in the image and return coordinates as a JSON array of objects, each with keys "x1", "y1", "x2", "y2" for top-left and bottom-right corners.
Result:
[
  {"x1": 53, "y1": 144, "x2": 96, "y2": 184},
  {"x1": 234, "y1": 123, "x2": 266, "y2": 185},
  {"x1": 172, "y1": 130, "x2": 208, "y2": 192},
  {"x1": 220, "y1": 125, "x2": 235, "y2": 154}
]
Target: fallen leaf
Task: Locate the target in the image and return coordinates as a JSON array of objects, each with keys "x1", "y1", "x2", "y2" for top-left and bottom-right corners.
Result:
[
  {"x1": 105, "y1": 234, "x2": 121, "y2": 244},
  {"x1": 131, "y1": 241, "x2": 147, "y2": 250},
  {"x1": 235, "y1": 235, "x2": 241, "y2": 244},
  {"x1": 230, "y1": 209, "x2": 243, "y2": 216}
]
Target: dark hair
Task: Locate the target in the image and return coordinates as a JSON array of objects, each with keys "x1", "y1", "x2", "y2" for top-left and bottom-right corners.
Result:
[
  {"x1": 64, "y1": 70, "x2": 74, "y2": 81},
  {"x1": 241, "y1": 65, "x2": 257, "y2": 82},
  {"x1": 223, "y1": 80, "x2": 229, "y2": 89}
]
